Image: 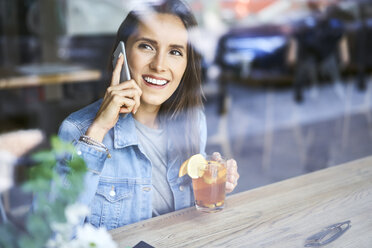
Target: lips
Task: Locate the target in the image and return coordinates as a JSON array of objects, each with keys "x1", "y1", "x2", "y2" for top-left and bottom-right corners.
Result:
[{"x1": 142, "y1": 75, "x2": 169, "y2": 89}]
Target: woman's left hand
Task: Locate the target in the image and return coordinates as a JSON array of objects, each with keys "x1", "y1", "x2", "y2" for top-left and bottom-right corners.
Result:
[
  {"x1": 225, "y1": 158, "x2": 239, "y2": 193},
  {"x1": 212, "y1": 152, "x2": 239, "y2": 193}
]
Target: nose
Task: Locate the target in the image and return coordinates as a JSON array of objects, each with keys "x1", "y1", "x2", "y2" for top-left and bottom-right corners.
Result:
[{"x1": 149, "y1": 52, "x2": 167, "y2": 72}]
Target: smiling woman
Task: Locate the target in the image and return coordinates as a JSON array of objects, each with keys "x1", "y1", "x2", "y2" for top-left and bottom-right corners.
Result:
[
  {"x1": 125, "y1": 13, "x2": 188, "y2": 111},
  {"x1": 57, "y1": 0, "x2": 239, "y2": 230}
]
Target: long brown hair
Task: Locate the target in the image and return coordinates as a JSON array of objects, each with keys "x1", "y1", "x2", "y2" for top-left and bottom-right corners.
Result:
[{"x1": 111, "y1": 0, "x2": 204, "y2": 159}]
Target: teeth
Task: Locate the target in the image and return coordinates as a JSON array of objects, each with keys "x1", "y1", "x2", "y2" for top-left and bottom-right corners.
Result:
[{"x1": 144, "y1": 77, "x2": 167, "y2": 86}]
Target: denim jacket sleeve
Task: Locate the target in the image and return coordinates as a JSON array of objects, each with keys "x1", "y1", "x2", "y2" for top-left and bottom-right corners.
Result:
[{"x1": 58, "y1": 118, "x2": 108, "y2": 222}]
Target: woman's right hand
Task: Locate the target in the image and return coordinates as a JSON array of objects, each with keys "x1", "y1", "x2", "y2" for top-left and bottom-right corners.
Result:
[{"x1": 86, "y1": 53, "x2": 142, "y2": 142}]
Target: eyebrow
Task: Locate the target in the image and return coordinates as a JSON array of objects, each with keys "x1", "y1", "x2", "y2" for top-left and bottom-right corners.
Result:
[{"x1": 136, "y1": 37, "x2": 186, "y2": 51}]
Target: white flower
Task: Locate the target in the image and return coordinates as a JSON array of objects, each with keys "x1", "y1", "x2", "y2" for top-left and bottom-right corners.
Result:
[
  {"x1": 71, "y1": 225, "x2": 118, "y2": 248},
  {"x1": 50, "y1": 222, "x2": 70, "y2": 236},
  {"x1": 65, "y1": 203, "x2": 90, "y2": 226},
  {"x1": 47, "y1": 203, "x2": 117, "y2": 248},
  {"x1": 46, "y1": 232, "x2": 69, "y2": 248}
]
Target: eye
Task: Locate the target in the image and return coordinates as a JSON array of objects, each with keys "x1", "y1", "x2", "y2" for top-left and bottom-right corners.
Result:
[
  {"x1": 138, "y1": 43, "x2": 153, "y2": 50},
  {"x1": 170, "y1": 49, "x2": 183, "y2": 56}
]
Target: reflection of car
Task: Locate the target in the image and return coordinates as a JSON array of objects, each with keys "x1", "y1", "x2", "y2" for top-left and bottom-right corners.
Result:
[{"x1": 215, "y1": 24, "x2": 291, "y2": 84}]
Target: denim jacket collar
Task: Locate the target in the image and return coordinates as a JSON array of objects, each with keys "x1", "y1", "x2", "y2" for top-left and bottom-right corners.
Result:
[{"x1": 113, "y1": 113, "x2": 139, "y2": 149}]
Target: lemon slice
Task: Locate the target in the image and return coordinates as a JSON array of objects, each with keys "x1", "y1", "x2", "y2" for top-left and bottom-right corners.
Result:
[
  {"x1": 178, "y1": 154, "x2": 207, "y2": 179},
  {"x1": 178, "y1": 159, "x2": 189, "y2": 177},
  {"x1": 187, "y1": 154, "x2": 207, "y2": 179}
]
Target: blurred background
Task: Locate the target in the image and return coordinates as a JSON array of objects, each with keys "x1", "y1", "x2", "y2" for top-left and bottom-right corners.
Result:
[{"x1": 1, "y1": 0, "x2": 372, "y2": 223}]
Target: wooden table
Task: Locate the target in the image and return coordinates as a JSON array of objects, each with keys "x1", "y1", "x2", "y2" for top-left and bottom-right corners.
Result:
[
  {"x1": 110, "y1": 156, "x2": 372, "y2": 248},
  {"x1": 0, "y1": 64, "x2": 101, "y2": 89}
]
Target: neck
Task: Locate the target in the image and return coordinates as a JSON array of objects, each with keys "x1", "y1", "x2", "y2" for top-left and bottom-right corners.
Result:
[{"x1": 133, "y1": 104, "x2": 160, "y2": 129}]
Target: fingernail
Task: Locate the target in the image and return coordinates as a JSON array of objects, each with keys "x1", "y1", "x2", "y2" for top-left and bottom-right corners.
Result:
[{"x1": 119, "y1": 52, "x2": 123, "y2": 58}]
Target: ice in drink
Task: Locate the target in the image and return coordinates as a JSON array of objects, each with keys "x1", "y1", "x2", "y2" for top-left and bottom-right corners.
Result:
[{"x1": 192, "y1": 160, "x2": 226, "y2": 212}]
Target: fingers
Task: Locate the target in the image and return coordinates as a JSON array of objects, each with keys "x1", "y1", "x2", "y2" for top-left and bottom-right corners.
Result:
[
  {"x1": 119, "y1": 98, "x2": 136, "y2": 114},
  {"x1": 109, "y1": 90, "x2": 138, "y2": 114},
  {"x1": 211, "y1": 152, "x2": 238, "y2": 193},
  {"x1": 212, "y1": 152, "x2": 222, "y2": 162},
  {"x1": 110, "y1": 55, "x2": 142, "y2": 114},
  {"x1": 106, "y1": 79, "x2": 142, "y2": 114},
  {"x1": 227, "y1": 159, "x2": 238, "y2": 174},
  {"x1": 131, "y1": 89, "x2": 141, "y2": 114},
  {"x1": 225, "y1": 159, "x2": 239, "y2": 193},
  {"x1": 108, "y1": 79, "x2": 142, "y2": 94},
  {"x1": 226, "y1": 182, "x2": 235, "y2": 193},
  {"x1": 111, "y1": 53, "x2": 124, "y2": 86}
]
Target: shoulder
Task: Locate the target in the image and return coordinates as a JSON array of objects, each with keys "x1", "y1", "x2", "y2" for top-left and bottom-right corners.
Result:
[
  {"x1": 195, "y1": 107, "x2": 207, "y2": 139},
  {"x1": 195, "y1": 108, "x2": 207, "y2": 155},
  {"x1": 196, "y1": 107, "x2": 206, "y2": 124},
  {"x1": 58, "y1": 99, "x2": 102, "y2": 141}
]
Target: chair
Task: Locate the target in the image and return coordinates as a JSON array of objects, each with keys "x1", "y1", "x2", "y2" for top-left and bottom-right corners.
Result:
[{"x1": 0, "y1": 129, "x2": 43, "y2": 224}]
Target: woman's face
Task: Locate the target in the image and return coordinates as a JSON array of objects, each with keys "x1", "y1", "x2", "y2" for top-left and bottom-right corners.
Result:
[{"x1": 126, "y1": 13, "x2": 188, "y2": 110}]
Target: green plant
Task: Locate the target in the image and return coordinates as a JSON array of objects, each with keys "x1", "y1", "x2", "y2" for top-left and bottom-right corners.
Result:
[{"x1": 0, "y1": 136, "x2": 87, "y2": 248}]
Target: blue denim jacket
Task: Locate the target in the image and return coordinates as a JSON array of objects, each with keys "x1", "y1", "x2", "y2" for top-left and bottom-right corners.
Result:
[{"x1": 58, "y1": 99, "x2": 207, "y2": 230}]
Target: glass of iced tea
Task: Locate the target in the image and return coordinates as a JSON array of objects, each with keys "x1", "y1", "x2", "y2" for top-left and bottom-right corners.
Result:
[{"x1": 192, "y1": 155, "x2": 227, "y2": 212}]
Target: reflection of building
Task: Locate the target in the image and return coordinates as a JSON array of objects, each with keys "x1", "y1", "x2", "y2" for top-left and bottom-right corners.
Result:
[
  {"x1": 220, "y1": 0, "x2": 277, "y2": 20},
  {"x1": 187, "y1": 0, "x2": 332, "y2": 28},
  {"x1": 0, "y1": 0, "x2": 131, "y2": 66},
  {"x1": 66, "y1": 0, "x2": 129, "y2": 35}
]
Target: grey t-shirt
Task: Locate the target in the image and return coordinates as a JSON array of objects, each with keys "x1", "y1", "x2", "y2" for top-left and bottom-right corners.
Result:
[{"x1": 133, "y1": 119, "x2": 175, "y2": 216}]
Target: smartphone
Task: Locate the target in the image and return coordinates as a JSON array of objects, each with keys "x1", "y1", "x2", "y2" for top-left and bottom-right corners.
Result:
[{"x1": 112, "y1": 41, "x2": 131, "y2": 82}]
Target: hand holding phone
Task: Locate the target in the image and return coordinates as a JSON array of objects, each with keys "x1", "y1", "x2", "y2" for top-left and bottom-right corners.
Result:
[
  {"x1": 86, "y1": 41, "x2": 141, "y2": 142},
  {"x1": 112, "y1": 41, "x2": 131, "y2": 82}
]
